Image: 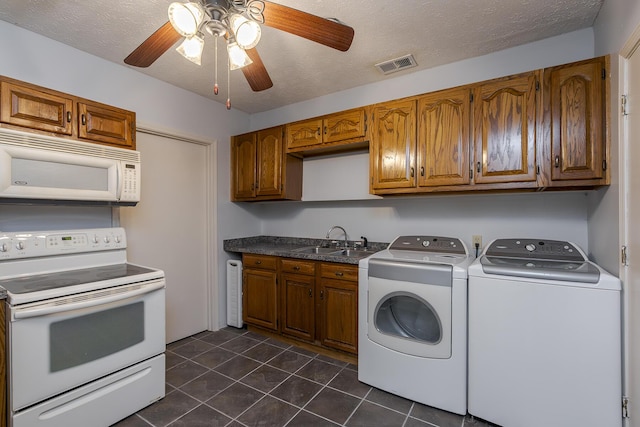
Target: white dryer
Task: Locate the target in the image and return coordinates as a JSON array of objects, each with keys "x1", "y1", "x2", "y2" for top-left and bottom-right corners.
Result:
[
  {"x1": 358, "y1": 235, "x2": 473, "y2": 415},
  {"x1": 468, "y1": 238, "x2": 622, "y2": 427}
]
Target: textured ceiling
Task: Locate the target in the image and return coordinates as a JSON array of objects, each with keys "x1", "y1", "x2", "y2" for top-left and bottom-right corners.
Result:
[{"x1": 0, "y1": 0, "x2": 603, "y2": 114}]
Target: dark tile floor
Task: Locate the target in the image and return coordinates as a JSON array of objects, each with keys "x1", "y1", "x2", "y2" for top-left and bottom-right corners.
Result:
[{"x1": 114, "y1": 327, "x2": 491, "y2": 427}]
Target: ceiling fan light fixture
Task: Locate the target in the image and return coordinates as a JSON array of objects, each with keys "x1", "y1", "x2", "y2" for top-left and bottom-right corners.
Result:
[
  {"x1": 229, "y1": 14, "x2": 261, "y2": 49},
  {"x1": 227, "y1": 42, "x2": 253, "y2": 70},
  {"x1": 168, "y1": 1, "x2": 205, "y2": 37},
  {"x1": 176, "y1": 33, "x2": 205, "y2": 65}
]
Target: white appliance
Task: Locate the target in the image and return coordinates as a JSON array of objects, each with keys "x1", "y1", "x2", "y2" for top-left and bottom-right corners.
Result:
[
  {"x1": 358, "y1": 235, "x2": 473, "y2": 415},
  {"x1": 0, "y1": 127, "x2": 140, "y2": 204},
  {"x1": 226, "y1": 259, "x2": 243, "y2": 328},
  {"x1": 0, "y1": 227, "x2": 165, "y2": 427},
  {"x1": 468, "y1": 238, "x2": 622, "y2": 427}
]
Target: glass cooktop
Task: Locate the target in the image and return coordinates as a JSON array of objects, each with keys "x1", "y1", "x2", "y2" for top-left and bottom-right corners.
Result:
[{"x1": 0, "y1": 264, "x2": 158, "y2": 295}]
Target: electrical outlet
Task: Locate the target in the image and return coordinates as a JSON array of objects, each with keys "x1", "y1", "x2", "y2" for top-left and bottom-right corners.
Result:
[{"x1": 472, "y1": 235, "x2": 482, "y2": 249}]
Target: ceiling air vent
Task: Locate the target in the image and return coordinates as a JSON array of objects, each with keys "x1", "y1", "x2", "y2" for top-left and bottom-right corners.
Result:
[{"x1": 375, "y1": 54, "x2": 418, "y2": 75}]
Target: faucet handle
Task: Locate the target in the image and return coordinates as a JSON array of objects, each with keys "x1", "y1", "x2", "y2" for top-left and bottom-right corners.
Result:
[{"x1": 360, "y1": 236, "x2": 368, "y2": 248}]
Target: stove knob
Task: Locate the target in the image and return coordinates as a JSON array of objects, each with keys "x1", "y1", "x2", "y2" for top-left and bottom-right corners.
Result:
[
  {"x1": 16, "y1": 241, "x2": 25, "y2": 250},
  {"x1": 104, "y1": 236, "x2": 111, "y2": 244},
  {"x1": 525, "y1": 243, "x2": 536, "y2": 252},
  {"x1": 0, "y1": 243, "x2": 7, "y2": 252},
  {"x1": 92, "y1": 235, "x2": 99, "y2": 244},
  {"x1": 114, "y1": 236, "x2": 121, "y2": 243}
]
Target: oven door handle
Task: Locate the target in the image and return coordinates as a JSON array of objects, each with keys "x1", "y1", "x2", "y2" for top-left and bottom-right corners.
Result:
[{"x1": 13, "y1": 280, "x2": 165, "y2": 320}]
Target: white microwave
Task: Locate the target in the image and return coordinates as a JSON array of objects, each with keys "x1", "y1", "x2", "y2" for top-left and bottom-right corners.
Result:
[{"x1": 0, "y1": 127, "x2": 140, "y2": 204}]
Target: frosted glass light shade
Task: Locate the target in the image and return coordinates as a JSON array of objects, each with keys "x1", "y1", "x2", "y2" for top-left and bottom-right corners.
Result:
[
  {"x1": 176, "y1": 34, "x2": 204, "y2": 65},
  {"x1": 227, "y1": 42, "x2": 253, "y2": 70},
  {"x1": 229, "y1": 14, "x2": 261, "y2": 49},
  {"x1": 168, "y1": 2, "x2": 205, "y2": 37}
]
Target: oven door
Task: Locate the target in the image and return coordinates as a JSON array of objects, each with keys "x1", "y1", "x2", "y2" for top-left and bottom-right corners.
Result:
[{"x1": 8, "y1": 279, "x2": 165, "y2": 412}]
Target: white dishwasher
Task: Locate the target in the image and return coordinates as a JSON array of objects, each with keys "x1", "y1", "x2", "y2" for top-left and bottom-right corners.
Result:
[{"x1": 468, "y1": 238, "x2": 622, "y2": 427}]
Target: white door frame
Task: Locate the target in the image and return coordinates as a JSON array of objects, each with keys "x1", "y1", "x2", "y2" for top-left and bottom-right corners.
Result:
[
  {"x1": 133, "y1": 122, "x2": 218, "y2": 332},
  {"x1": 619, "y1": 23, "x2": 640, "y2": 427}
]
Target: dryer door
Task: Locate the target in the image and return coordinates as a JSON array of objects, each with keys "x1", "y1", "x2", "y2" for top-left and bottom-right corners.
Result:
[{"x1": 367, "y1": 259, "x2": 452, "y2": 358}]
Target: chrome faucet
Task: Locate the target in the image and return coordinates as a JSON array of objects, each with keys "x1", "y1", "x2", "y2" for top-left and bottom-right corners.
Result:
[{"x1": 325, "y1": 225, "x2": 349, "y2": 248}]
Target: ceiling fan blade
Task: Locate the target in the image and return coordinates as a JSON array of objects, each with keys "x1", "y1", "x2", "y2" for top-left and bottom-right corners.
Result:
[
  {"x1": 124, "y1": 22, "x2": 182, "y2": 67},
  {"x1": 262, "y1": 1, "x2": 354, "y2": 52},
  {"x1": 242, "y1": 48, "x2": 274, "y2": 91}
]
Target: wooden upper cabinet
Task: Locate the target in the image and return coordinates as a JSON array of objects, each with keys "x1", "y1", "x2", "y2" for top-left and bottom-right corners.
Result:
[
  {"x1": 544, "y1": 56, "x2": 607, "y2": 184},
  {"x1": 231, "y1": 126, "x2": 302, "y2": 201},
  {"x1": 78, "y1": 101, "x2": 135, "y2": 149},
  {"x1": 473, "y1": 71, "x2": 538, "y2": 184},
  {"x1": 370, "y1": 99, "x2": 417, "y2": 190},
  {"x1": 0, "y1": 76, "x2": 137, "y2": 150},
  {"x1": 0, "y1": 81, "x2": 74, "y2": 135},
  {"x1": 286, "y1": 118, "x2": 323, "y2": 150},
  {"x1": 256, "y1": 127, "x2": 284, "y2": 197},
  {"x1": 417, "y1": 87, "x2": 471, "y2": 187},
  {"x1": 231, "y1": 132, "x2": 257, "y2": 199},
  {"x1": 286, "y1": 108, "x2": 367, "y2": 154}
]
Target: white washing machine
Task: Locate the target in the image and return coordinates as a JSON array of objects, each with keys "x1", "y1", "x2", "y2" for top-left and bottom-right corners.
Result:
[
  {"x1": 358, "y1": 235, "x2": 473, "y2": 415},
  {"x1": 468, "y1": 238, "x2": 622, "y2": 427}
]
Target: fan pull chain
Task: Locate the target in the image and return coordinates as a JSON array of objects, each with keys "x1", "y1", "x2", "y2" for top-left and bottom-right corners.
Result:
[
  {"x1": 226, "y1": 56, "x2": 231, "y2": 110},
  {"x1": 213, "y1": 34, "x2": 219, "y2": 95}
]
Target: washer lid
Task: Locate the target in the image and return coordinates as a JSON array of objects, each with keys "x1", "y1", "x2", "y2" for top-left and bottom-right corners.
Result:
[{"x1": 480, "y1": 255, "x2": 601, "y2": 283}]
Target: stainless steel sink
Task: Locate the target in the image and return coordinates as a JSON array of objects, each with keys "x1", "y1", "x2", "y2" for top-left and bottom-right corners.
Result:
[
  {"x1": 292, "y1": 246, "x2": 342, "y2": 255},
  {"x1": 334, "y1": 248, "x2": 372, "y2": 257}
]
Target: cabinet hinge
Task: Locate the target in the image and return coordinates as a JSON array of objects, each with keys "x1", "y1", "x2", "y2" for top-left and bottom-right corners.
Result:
[
  {"x1": 470, "y1": 92, "x2": 474, "y2": 103},
  {"x1": 622, "y1": 246, "x2": 628, "y2": 266},
  {"x1": 603, "y1": 160, "x2": 607, "y2": 171},
  {"x1": 535, "y1": 81, "x2": 540, "y2": 91},
  {"x1": 622, "y1": 95, "x2": 629, "y2": 116},
  {"x1": 470, "y1": 167, "x2": 473, "y2": 179},
  {"x1": 371, "y1": 176, "x2": 373, "y2": 185},
  {"x1": 536, "y1": 165, "x2": 540, "y2": 175},
  {"x1": 602, "y1": 68, "x2": 607, "y2": 80},
  {"x1": 623, "y1": 396, "x2": 630, "y2": 418}
]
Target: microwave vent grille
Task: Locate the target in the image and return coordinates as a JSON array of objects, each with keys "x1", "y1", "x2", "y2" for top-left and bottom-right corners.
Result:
[{"x1": 0, "y1": 128, "x2": 140, "y2": 163}]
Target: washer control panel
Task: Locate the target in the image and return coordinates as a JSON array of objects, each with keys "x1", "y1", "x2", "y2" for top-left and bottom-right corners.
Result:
[
  {"x1": 0, "y1": 227, "x2": 126, "y2": 260},
  {"x1": 485, "y1": 238, "x2": 585, "y2": 261},
  {"x1": 389, "y1": 236, "x2": 466, "y2": 254}
]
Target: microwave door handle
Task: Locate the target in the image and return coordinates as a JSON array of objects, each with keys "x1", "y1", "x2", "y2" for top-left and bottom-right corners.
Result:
[
  {"x1": 116, "y1": 162, "x2": 123, "y2": 200},
  {"x1": 13, "y1": 280, "x2": 165, "y2": 320}
]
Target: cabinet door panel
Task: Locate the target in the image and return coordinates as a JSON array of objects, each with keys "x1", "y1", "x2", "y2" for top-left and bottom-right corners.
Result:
[
  {"x1": 231, "y1": 133, "x2": 257, "y2": 200},
  {"x1": 418, "y1": 88, "x2": 470, "y2": 187},
  {"x1": 256, "y1": 127, "x2": 283, "y2": 196},
  {"x1": 243, "y1": 269, "x2": 278, "y2": 331},
  {"x1": 78, "y1": 102, "x2": 135, "y2": 149},
  {"x1": 287, "y1": 119, "x2": 322, "y2": 150},
  {"x1": 320, "y1": 279, "x2": 357, "y2": 354},
  {"x1": 281, "y1": 274, "x2": 315, "y2": 341},
  {"x1": 0, "y1": 81, "x2": 74, "y2": 135},
  {"x1": 474, "y1": 73, "x2": 537, "y2": 184},
  {"x1": 324, "y1": 109, "x2": 366, "y2": 143},
  {"x1": 370, "y1": 100, "x2": 417, "y2": 189},
  {"x1": 548, "y1": 59, "x2": 604, "y2": 181}
]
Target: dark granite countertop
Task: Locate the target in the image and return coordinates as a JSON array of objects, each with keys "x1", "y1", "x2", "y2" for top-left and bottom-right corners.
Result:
[{"x1": 223, "y1": 235, "x2": 388, "y2": 265}]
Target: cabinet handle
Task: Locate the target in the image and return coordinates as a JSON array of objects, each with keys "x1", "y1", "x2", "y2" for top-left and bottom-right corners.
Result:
[
  {"x1": 320, "y1": 290, "x2": 324, "y2": 300},
  {"x1": 66, "y1": 111, "x2": 72, "y2": 123},
  {"x1": 308, "y1": 288, "x2": 312, "y2": 298},
  {"x1": 554, "y1": 155, "x2": 560, "y2": 168},
  {"x1": 250, "y1": 183, "x2": 254, "y2": 191},
  {"x1": 293, "y1": 266, "x2": 300, "y2": 271},
  {"x1": 316, "y1": 127, "x2": 321, "y2": 135},
  {"x1": 477, "y1": 162, "x2": 481, "y2": 173},
  {"x1": 81, "y1": 114, "x2": 86, "y2": 126},
  {"x1": 324, "y1": 125, "x2": 327, "y2": 135},
  {"x1": 420, "y1": 166, "x2": 425, "y2": 177},
  {"x1": 410, "y1": 167, "x2": 415, "y2": 178},
  {"x1": 255, "y1": 260, "x2": 261, "y2": 265},
  {"x1": 335, "y1": 271, "x2": 344, "y2": 277}
]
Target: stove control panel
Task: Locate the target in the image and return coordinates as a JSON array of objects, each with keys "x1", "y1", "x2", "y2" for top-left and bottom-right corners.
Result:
[{"x1": 0, "y1": 227, "x2": 126, "y2": 260}]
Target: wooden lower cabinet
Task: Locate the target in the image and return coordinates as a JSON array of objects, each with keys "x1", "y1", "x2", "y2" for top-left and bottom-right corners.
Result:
[
  {"x1": 318, "y1": 263, "x2": 358, "y2": 354},
  {"x1": 242, "y1": 255, "x2": 278, "y2": 331},
  {"x1": 241, "y1": 254, "x2": 358, "y2": 355}
]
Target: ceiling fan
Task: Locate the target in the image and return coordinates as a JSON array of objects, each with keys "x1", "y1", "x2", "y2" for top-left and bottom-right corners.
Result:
[{"x1": 124, "y1": 0, "x2": 355, "y2": 103}]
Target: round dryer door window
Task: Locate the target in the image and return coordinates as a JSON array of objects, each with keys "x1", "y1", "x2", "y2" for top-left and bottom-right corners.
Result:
[
  {"x1": 375, "y1": 293, "x2": 442, "y2": 344},
  {"x1": 367, "y1": 276, "x2": 452, "y2": 359}
]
